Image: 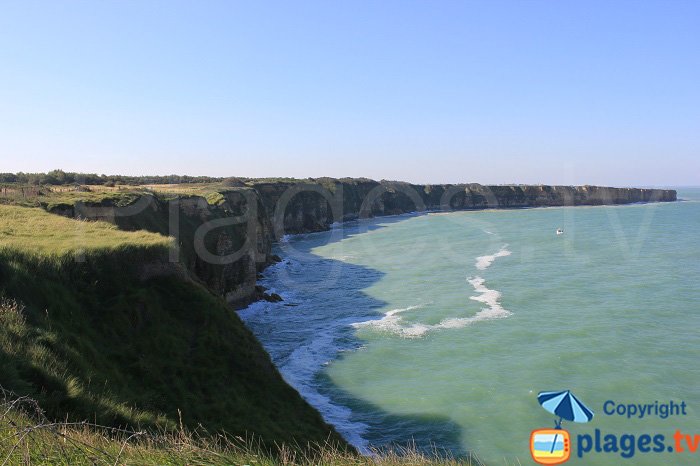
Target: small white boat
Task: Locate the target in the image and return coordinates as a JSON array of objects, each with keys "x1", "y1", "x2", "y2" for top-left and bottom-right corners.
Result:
[{"x1": 556, "y1": 228, "x2": 564, "y2": 235}]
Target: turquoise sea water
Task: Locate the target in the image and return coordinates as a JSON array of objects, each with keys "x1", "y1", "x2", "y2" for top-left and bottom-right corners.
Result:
[{"x1": 240, "y1": 188, "x2": 700, "y2": 465}]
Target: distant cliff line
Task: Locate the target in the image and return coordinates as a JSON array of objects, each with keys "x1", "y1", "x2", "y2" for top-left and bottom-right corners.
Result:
[
  {"x1": 247, "y1": 181, "x2": 677, "y2": 234},
  {"x1": 34, "y1": 179, "x2": 676, "y2": 307}
]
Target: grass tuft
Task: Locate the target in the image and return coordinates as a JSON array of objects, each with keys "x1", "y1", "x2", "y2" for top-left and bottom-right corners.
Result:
[{"x1": 0, "y1": 387, "x2": 483, "y2": 465}]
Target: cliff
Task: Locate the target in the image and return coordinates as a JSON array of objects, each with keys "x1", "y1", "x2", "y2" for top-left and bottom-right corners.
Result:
[
  {"x1": 44, "y1": 180, "x2": 676, "y2": 307},
  {"x1": 0, "y1": 205, "x2": 347, "y2": 450},
  {"x1": 1, "y1": 179, "x2": 673, "y2": 451}
]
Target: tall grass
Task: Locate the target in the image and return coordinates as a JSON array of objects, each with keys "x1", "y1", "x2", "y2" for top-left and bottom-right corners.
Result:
[
  {"x1": 0, "y1": 205, "x2": 172, "y2": 256},
  {"x1": 0, "y1": 386, "x2": 483, "y2": 466}
]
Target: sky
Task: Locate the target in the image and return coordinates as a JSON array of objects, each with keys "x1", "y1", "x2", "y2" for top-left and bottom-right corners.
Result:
[{"x1": 0, "y1": 0, "x2": 698, "y2": 186}]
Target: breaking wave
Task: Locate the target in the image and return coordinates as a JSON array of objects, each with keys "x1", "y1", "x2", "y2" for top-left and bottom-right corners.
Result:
[
  {"x1": 475, "y1": 245, "x2": 511, "y2": 270},
  {"x1": 351, "y1": 275, "x2": 511, "y2": 338},
  {"x1": 352, "y1": 243, "x2": 513, "y2": 338}
]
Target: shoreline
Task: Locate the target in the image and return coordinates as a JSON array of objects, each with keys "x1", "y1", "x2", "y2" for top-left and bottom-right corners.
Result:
[{"x1": 239, "y1": 197, "x2": 683, "y2": 453}]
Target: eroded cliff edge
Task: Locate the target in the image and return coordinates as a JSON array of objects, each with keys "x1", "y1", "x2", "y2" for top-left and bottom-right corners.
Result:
[{"x1": 46, "y1": 180, "x2": 676, "y2": 307}]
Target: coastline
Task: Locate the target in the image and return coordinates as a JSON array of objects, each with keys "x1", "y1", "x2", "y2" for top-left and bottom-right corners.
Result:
[
  {"x1": 20, "y1": 178, "x2": 675, "y2": 309},
  {"x1": 238, "y1": 196, "x2": 682, "y2": 453},
  {"x1": 0, "y1": 177, "x2": 688, "y2": 462}
]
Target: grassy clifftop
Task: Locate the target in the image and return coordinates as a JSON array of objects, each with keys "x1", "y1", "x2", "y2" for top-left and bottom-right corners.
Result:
[
  {"x1": 0, "y1": 205, "x2": 345, "y2": 452},
  {"x1": 0, "y1": 204, "x2": 171, "y2": 255}
]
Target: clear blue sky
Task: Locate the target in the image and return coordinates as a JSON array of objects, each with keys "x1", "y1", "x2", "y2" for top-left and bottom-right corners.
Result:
[{"x1": 1, "y1": 0, "x2": 698, "y2": 185}]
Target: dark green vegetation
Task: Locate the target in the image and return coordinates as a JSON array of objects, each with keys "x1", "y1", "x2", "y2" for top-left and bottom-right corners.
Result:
[
  {"x1": 0, "y1": 169, "x2": 341, "y2": 189},
  {"x1": 0, "y1": 169, "x2": 224, "y2": 186},
  {"x1": 0, "y1": 205, "x2": 345, "y2": 454}
]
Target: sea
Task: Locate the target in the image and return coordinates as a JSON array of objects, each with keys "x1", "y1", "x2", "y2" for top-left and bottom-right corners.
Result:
[{"x1": 239, "y1": 187, "x2": 700, "y2": 465}]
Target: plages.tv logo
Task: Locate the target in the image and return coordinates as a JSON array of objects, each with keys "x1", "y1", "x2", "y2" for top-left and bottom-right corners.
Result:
[{"x1": 530, "y1": 390, "x2": 594, "y2": 465}]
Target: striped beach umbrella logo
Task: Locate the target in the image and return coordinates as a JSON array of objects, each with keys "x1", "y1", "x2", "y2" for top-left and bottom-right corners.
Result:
[{"x1": 537, "y1": 390, "x2": 594, "y2": 425}]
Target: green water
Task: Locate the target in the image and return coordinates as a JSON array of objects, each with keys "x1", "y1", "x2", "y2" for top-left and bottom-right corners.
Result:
[{"x1": 240, "y1": 189, "x2": 700, "y2": 464}]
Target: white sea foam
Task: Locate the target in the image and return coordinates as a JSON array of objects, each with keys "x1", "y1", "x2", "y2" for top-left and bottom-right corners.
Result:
[
  {"x1": 352, "y1": 275, "x2": 512, "y2": 338},
  {"x1": 475, "y1": 245, "x2": 511, "y2": 270},
  {"x1": 329, "y1": 254, "x2": 356, "y2": 262},
  {"x1": 351, "y1": 249, "x2": 513, "y2": 338},
  {"x1": 423, "y1": 277, "x2": 512, "y2": 330},
  {"x1": 245, "y1": 236, "x2": 514, "y2": 448},
  {"x1": 466, "y1": 276, "x2": 512, "y2": 319},
  {"x1": 280, "y1": 331, "x2": 370, "y2": 451},
  {"x1": 351, "y1": 304, "x2": 430, "y2": 337},
  {"x1": 238, "y1": 254, "x2": 374, "y2": 452}
]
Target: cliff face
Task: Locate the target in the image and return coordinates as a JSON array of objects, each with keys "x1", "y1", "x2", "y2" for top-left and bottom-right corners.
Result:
[
  {"x1": 54, "y1": 191, "x2": 277, "y2": 306},
  {"x1": 47, "y1": 180, "x2": 676, "y2": 306},
  {"x1": 248, "y1": 180, "x2": 676, "y2": 230}
]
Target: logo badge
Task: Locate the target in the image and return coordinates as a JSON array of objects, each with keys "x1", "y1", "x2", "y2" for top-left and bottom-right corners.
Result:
[
  {"x1": 531, "y1": 390, "x2": 594, "y2": 465},
  {"x1": 530, "y1": 428, "x2": 570, "y2": 465}
]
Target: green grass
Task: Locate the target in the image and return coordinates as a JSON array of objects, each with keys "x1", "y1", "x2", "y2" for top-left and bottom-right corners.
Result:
[
  {"x1": 0, "y1": 184, "x2": 148, "y2": 210},
  {"x1": 0, "y1": 205, "x2": 346, "y2": 453},
  {"x1": 37, "y1": 190, "x2": 147, "y2": 211},
  {"x1": 0, "y1": 205, "x2": 172, "y2": 256}
]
